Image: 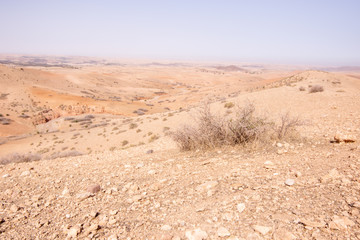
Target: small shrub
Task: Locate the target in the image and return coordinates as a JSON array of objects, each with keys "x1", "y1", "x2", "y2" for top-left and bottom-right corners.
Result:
[
  {"x1": 299, "y1": 86, "x2": 306, "y2": 91},
  {"x1": 0, "y1": 153, "x2": 41, "y2": 165},
  {"x1": 129, "y1": 123, "x2": 138, "y2": 129},
  {"x1": 309, "y1": 85, "x2": 324, "y2": 93},
  {"x1": 224, "y1": 102, "x2": 235, "y2": 109},
  {"x1": 122, "y1": 140, "x2": 129, "y2": 146}
]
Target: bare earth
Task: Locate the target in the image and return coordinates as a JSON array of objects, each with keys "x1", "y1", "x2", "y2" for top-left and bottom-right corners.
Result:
[{"x1": 0, "y1": 57, "x2": 360, "y2": 239}]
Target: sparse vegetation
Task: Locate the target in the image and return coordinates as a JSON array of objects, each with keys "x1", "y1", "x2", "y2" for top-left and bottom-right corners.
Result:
[
  {"x1": 309, "y1": 85, "x2": 324, "y2": 93},
  {"x1": 47, "y1": 150, "x2": 83, "y2": 159},
  {"x1": 0, "y1": 153, "x2": 41, "y2": 165},
  {"x1": 299, "y1": 86, "x2": 306, "y2": 91}
]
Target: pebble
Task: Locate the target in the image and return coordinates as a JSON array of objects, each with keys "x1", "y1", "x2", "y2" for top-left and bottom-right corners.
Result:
[
  {"x1": 10, "y1": 204, "x2": 19, "y2": 212},
  {"x1": 285, "y1": 179, "x2": 295, "y2": 186},
  {"x1": 273, "y1": 228, "x2": 297, "y2": 240},
  {"x1": 62, "y1": 187, "x2": 70, "y2": 196},
  {"x1": 76, "y1": 192, "x2": 93, "y2": 201},
  {"x1": 329, "y1": 215, "x2": 355, "y2": 230},
  {"x1": 264, "y1": 161, "x2": 275, "y2": 169},
  {"x1": 196, "y1": 181, "x2": 218, "y2": 193},
  {"x1": 87, "y1": 184, "x2": 101, "y2": 193},
  {"x1": 109, "y1": 210, "x2": 118, "y2": 215},
  {"x1": 67, "y1": 226, "x2": 81, "y2": 238},
  {"x1": 161, "y1": 225, "x2": 172, "y2": 231},
  {"x1": 217, "y1": 227, "x2": 230, "y2": 237},
  {"x1": 2, "y1": 174, "x2": 10, "y2": 178},
  {"x1": 185, "y1": 228, "x2": 208, "y2": 240},
  {"x1": 237, "y1": 203, "x2": 246, "y2": 213},
  {"x1": 20, "y1": 170, "x2": 31, "y2": 177},
  {"x1": 107, "y1": 234, "x2": 118, "y2": 240}
]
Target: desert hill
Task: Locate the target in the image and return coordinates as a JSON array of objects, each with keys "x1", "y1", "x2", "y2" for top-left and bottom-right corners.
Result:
[{"x1": 0, "y1": 61, "x2": 360, "y2": 239}]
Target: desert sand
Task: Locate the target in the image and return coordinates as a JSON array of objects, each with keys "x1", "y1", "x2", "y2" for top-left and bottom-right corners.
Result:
[{"x1": 0, "y1": 56, "x2": 360, "y2": 239}]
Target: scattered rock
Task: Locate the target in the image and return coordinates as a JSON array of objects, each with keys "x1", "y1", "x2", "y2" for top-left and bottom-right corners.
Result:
[
  {"x1": 107, "y1": 234, "x2": 118, "y2": 240},
  {"x1": 67, "y1": 226, "x2": 82, "y2": 238},
  {"x1": 299, "y1": 219, "x2": 326, "y2": 228},
  {"x1": 328, "y1": 215, "x2": 355, "y2": 230},
  {"x1": 320, "y1": 169, "x2": 342, "y2": 183},
  {"x1": 20, "y1": 170, "x2": 31, "y2": 177},
  {"x1": 217, "y1": 227, "x2": 230, "y2": 237},
  {"x1": 87, "y1": 184, "x2": 101, "y2": 194},
  {"x1": 62, "y1": 187, "x2": 70, "y2": 196},
  {"x1": 333, "y1": 132, "x2": 356, "y2": 143},
  {"x1": 252, "y1": 225, "x2": 272, "y2": 235},
  {"x1": 10, "y1": 204, "x2": 19, "y2": 212},
  {"x1": 76, "y1": 192, "x2": 94, "y2": 201},
  {"x1": 196, "y1": 181, "x2": 218, "y2": 193},
  {"x1": 185, "y1": 228, "x2": 208, "y2": 240},
  {"x1": 273, "y1": 228, "x2": 297, "y2": 240},
  {"x1": 146, "y1": 149, "x2": 154, "y2": 154},
  {"x1": 84, "y1": 223, "x2": 100, "y2": 234},
  {"x1": 264, "y1": 161, "x2": 275, "y2": 169}
]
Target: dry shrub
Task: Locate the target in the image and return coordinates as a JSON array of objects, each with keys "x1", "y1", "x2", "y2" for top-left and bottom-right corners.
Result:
[
  {"x1": 299, "y1": 86, "x2": 306, "y2": 91},
  {"x1": 309, "y1": 85, "x2": 324, "y2": 93},
  {"x1": 0, "y1": 153, "x2": 41, "y2": 165},
  {"x1": 171, "y1": 102, "x2": 303, "y2": 151},
  {"x1": 275, "y1": 112, "x2": 303, "y2": 140}
]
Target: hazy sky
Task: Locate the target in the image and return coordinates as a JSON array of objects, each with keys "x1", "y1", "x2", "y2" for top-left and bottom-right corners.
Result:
[{"x1": 1, "y1": 0, "x2": 359, "y2": 65}]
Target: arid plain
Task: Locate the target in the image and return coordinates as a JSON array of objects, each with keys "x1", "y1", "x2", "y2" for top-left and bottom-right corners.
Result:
[{"x1": 0, "y1": 55, "x2": 360, "y2": 239}]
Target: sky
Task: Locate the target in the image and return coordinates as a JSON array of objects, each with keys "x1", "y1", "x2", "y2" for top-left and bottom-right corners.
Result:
[{"x1": 0, "y1": 0, "x2": 359, "y2": 65}]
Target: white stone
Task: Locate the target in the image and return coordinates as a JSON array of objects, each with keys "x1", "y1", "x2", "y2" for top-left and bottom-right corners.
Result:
[
  {"x1": 285, "y1": 179, "x2": 295, "y2": 186},
  {"x1": 185, "y1": 228, "x2": 208, "y2": 240},
  {"x1": 161, "y1": 225, "x2": 172, "y2": 231},
  {"x1": 237, "y1": 203, "x2": 246, "y2": 213},
  {"x1": 252, "y1": 225, "x2": 272, "y2": 235},
  {"x1": 217, "y1": 227, "x2": 230, "y2": 237}
]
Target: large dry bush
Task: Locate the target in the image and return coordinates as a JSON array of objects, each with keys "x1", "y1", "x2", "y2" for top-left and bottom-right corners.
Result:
[
  {"x1": 171, "y1": 102, "x2": 302, "y2": 151},
  {"x1": 0, "y1": 153, "x2": 41, "y2": 165},
  {"x1": 172, "y1": 102, "x2": 274, "y2": 150}
]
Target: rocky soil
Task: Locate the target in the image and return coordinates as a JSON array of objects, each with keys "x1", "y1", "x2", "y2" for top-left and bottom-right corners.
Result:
[{"x1": 0, "y1": 137, "x2": 359, "y2": 239}]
